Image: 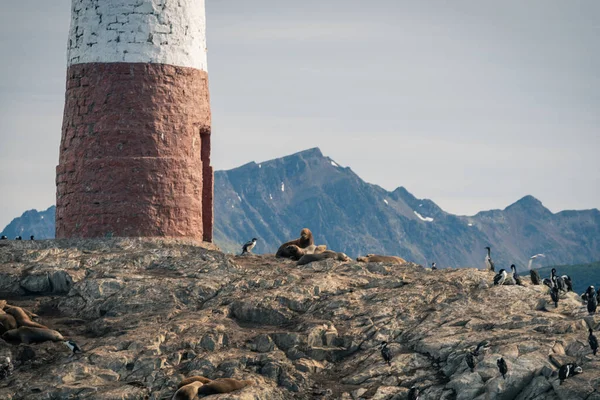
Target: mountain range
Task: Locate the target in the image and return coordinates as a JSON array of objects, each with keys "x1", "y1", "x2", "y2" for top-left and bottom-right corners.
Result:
[{"x1": 2, "y1": 147, "x2": 599, "y2": 269}]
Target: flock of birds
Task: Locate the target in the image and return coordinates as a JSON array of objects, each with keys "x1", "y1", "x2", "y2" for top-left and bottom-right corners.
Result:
[
  {"x1": 0, "y1": 235, "x2": 34, "y2": 240},
  {"x1": 375, "y1": 247, "x2": 598, "y2": 397}
]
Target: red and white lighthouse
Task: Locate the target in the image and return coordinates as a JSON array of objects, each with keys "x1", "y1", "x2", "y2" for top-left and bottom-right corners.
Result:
[{"x1": 56, "y1": 0, "x2": 213, "y2": 242}]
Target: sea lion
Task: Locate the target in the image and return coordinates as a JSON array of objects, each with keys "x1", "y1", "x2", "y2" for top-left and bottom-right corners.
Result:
[
  {"x1": 0, "y1": 314, "x2": 18, "y2": 334},
  {"x1": 197, "y1": 378, "x2": 253, "y2": 395},
  {"x1": 276, "y1": 228, "x2": 314, "y2": 258},
  {"x1": 4, "y1": 306, "x2": 48, "y2": 329},
  {"x1": 177, "y1": 375, "x2": 212, "y2": 389},
  {"x1": 172, "y1": 381, "x2": 204, "y2": 400},
  {"x1": 297, "y1": 251, "x2": 351, "y2": 266},
  {"x1": 284, "y1": 244, "x2": 328, "y2": 260},
  {"x1": 2, "y1": 327, "x2": 65, "y2": 344},
  {"x1": 356, "y1": 255, "x2": 406, "y2": 264}
]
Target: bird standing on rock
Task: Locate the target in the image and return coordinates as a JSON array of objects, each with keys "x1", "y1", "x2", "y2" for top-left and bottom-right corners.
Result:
[
  {"x1": 497, "y1": 358, "x2": 508, "y2": 379},
  {"x1": 527, "y1": 254, "x2": 545, "y2": 285},
  {"x1": 63, "y1": 340, "x2": 82, "y2": 354},
  {"x1": 0, "y1": 236, "x2": 7, "y2": 240},
  {"x1": 465, "y1": 352, "x2": 476, "y2": 372},
  {"x1": 510, "y1": 265, "x2": 523, "y2": 286},
  {"x1": 485, "y1": 247, "x2": 495, "y2": 272},
  {"x1": 558, "y1": 363, "x2": 582, "y2": 385},
  {"x1": 589, "y1": 328, "x2": 598, "y2": 356},
  {"x1": 472, "y1": 340, "x2": 489, "y2": 356},
  {"x1": 407, "y1": 386, "x2": 420, "y2": 400},
  {"x1": 379, "y1": 341, "x2": 392, "y2": 366},
  {"x1": 0, "y1": 357, "x2": 13, "y2": 380},
  {"x1": 15, "y1": 236, "x2": 22, "y2": 240},
  {"x1": 550, "y1": 287, "x2": 560, "y2": 308},
  {"x1": 30, "y1": 235, "x2": 35, "y2": 241},
  {"x1": 431, "y1": 262, "x2": 437, "y2": 270},
  {"x1": 493, "y1": 269, "x2": 507, "y2": 286},
  {"x1": 588, "y1": 291, "x2": 598, "y2": 315},
  {"x1": 551, "y1": 269, "x2": 566, "y2": 292},
  {"x1": 240, "y1": 238, "x2": 258, "y2": 255}
]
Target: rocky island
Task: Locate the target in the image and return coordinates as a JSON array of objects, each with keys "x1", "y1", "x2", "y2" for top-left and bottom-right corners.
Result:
[{"x1": 0, "y1": 239, "x2": 598, "y2": 399}]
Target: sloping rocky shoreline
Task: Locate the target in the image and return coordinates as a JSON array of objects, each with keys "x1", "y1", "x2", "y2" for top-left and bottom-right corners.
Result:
[{"x1": 0, "y1": 239, "x2": 598, "y2": 399}]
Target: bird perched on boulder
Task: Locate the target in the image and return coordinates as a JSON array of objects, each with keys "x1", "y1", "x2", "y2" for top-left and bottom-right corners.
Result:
[
  {"x1": 0, "y1": 357, "x2": 13, "y2": 380},
  {"x1": 64, "y1": 340, "x2": 82, "y2": 354},
  {"x1": 562, "y1": 275, "x2": 573, "y2": 292},
  {"x1": 379, "y1": 341, "x2": 392, "y2": 366},
  {"x1": 407, "y1": 386, "x2": 420, "y2": 400},
  {"x1": 431, "y1": 262, "x2": 437, "y2": 270},
  {"x1": 472, "y1": 340, "x2": 490, "y2": 356},
  {"x1": 550, "y1": 287, "x2": 560, "y2": 308},
  {"x1": 240, "y1": 238, "x2": 257, "y2": 255},
  {"x1": 551, "y1": 269, "x2": 566, "y2": 292},
  {"x1": 15, "y1": 236, "x2": 22, "y2": 240},
  {"x1": 493, "y1": 269, "x2": 507, "y2": 286},
  {"x1": 530, "y1": 269, "x2": 541, "y2": 285},
  {"x1": 558, "y1": 363, "x2": 582, "y2": 385},
  {"x1": 582, "y1": 286, "x2": 594, "y2": 304},
  {"x1": 510, "y1": 265, "x2": 523, "y2": 286},
  {"x1": 465, "y1": 352, "x2": 476, "y2": 372},
  {"x1": 497, "y1": 358, "x2": 508, "y2": 379},
  {"x1": 30, "y1": 235, "x2": 35, "y2": 241},
  {"x1": 485, "y1": 247, "x2": 495, "y2": 272},
  {"x1": 588, "y1": 290, "x2": 598, "y2": 315},
  {"x1": 0, "y1": 236, "x2": 7, "y2": 240},
  {"x1": 589, "y1": 328, "x2": 598, "y2": 356}
]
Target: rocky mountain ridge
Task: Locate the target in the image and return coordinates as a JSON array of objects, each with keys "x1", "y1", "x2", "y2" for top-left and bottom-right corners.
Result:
[
  {"x1": 2, "y1": 148, "x2": 599, "y2": 269},
  {"x1": 0, "y1": 239, "x2": 598, "y2": 399}
]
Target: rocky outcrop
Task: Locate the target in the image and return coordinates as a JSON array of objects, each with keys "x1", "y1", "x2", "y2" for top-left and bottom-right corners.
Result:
[{"x1": 0, "y1": 239, "x2": 598, "y2": 399}]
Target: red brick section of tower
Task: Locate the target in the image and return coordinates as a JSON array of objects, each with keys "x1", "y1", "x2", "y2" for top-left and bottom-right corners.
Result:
[{"x1": 56, "y1": 0, "x2": 213, "y2": 242}]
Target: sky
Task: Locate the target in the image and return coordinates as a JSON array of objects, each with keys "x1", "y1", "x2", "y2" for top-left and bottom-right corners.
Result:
[{"x1": 0, "y1": 0, "x2": 599, "y2": 228}]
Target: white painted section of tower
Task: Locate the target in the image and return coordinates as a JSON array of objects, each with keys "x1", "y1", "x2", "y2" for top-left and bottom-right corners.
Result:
[{"x1": 67, "y1": 0, "x2": 208, "y2": 70}]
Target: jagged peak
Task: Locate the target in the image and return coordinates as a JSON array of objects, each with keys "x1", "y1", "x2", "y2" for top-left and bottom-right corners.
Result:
[{"x1": 505, "y1": 195, "x2": 551, "y2": 214}]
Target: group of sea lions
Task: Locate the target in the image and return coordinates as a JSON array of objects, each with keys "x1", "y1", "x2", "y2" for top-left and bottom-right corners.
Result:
[
  {"x1": 0, "y1": 300, "x2": 78, "y2": 351},
  {"x1": 275, "y1": 228, "x2": 405, "y2": 266},
  {"x1": 173, "y1": 376, "x2": 253, "y2": 399}
]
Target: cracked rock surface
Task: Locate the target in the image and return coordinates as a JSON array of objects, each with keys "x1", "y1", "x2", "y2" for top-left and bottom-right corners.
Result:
[{"x1": 0, "y1": 239, "x2": 598, "y2": 399}]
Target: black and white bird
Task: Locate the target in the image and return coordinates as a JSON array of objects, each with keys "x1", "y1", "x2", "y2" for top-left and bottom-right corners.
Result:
[
  {"x1": 30, "y1": 235, "x2": 35, "y2": 241},
  {"x1": 589, "y1": 328, "x2": 598, "y2": 356},
  {"x1": 497, "y1": 358, "x2": 508, "y2": 379},
  {"x1": 15, "y1": 236, "x2": 22, "y2": 240},
  {"x1": 581, "y1": 286, "x2": 595, "y2": 304},
  {"x1": 465, "y1": 352, "x2": 476, "y2": 372},
  {"x1": 493, "y1": 269, "x2": 507, "y2": 286},
  {"x1": 472, "y1": 340, "x2": 490, "y2": 356},
  {"x1": 551, "y1": 268, "x2": 566, "y2": 292},
  {"x1": 562, "y1": 275, "x2": 573, "y2": 292},
  {"x1": 0, "y1": 236, "x2": 7, "y2": 240},
  {"x1": 558, "y1": 363, "x2": 582, "y2": 385},
  {"x1": 63, "y1": 340, "x2": 83, "y2": 354},
  {"x1": 510, "y1": 265, "x2": 523, "y2": 286},
  {"x1": 542, "y1": 278, "x2": 553, "y2": 288},
  {"x1": 530, "y1": 269, "x2": 541, "y2": 285},
  {"x1": 0, "y1": 357, "x2": 13, "y2": 380},
  {"x1": 240, "y1": 238, "x2": 258, "y2": 255},
  {"x1": 379, "y1": 341, "x2": 392, "y2": 366},
  {"x1": 431, "y1": 262, "x2": 437, "y2": 270},
  {"x1": 485, "y1": 247, "x2": 495, "y2": 272},
  {"x1": 407, "y1": 386, "x2": 420, "y2": 400},
  {"x1": 588, "y1": 290, "x2": 598, "y2": 315},
  {"x1": 550, "y1": 286, "x2": 560, "y2": 308}
]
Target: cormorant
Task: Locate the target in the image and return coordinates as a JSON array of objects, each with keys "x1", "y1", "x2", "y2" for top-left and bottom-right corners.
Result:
[
  {"x1": 63, "y1": 340, "x2": 82, "y2": 354},
  {"x1": 493, "y1": 269, "x2": 507, "y2": 286},
  {"x1": 15, "y1": 236, "x2": 22, "y2": 240},
  {"x1": 407, "y1": 386, "x2": 420, "y2": 400},
  {"x1": 551, "y1": 268, "x2": 566, "y2": 292},
  {"x1": 558, "y1": 363, "x2": 582, "y2": 385},
  {"x1": 562, "y1": 275, "x2": 573, "y2": 292},
  {"x1": 589, "y1": 328, "x2": 598, "y2": 356},
  {"x1": 485, "y1": 247, "x2": 495, "y2": 272},
  {"x1": 588, "y1": 291, "x2": 598, "y2": 315},
  {"x1": 30, "y1": 235, "x2": 35, "y2": 241},
  {"x1": 530, "y1": 269, "x2": 541, "y2": 285},
  {"x1": 379, "y1": 341, "x2": 392, "y2": 366},
  {"x1": 497, "y1": 358, "x2": 508, "y2": 379},
  {"x1": 510, "y1": 265, "x2": 523, "y2": 286},
  {"x1": 431, "y1": 262, "x2": 437, "y2": 270},
  {"x1": 0, "y1": 236, "x2": 7, "y2": 240},
  {"x1": 465, "y1": 352, "x2": 476, "y2": 372},
  {"x1": 240, "y1": 238, "x2": 258, "y2": 255},
  {"x1": 472, "y1": 340, "x2": 490, "y2": 356},
  {"x1": 550, "y1": 286, "x2": 560, "y2": 308}
]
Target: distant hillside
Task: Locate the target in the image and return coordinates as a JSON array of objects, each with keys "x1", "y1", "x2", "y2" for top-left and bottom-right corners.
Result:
[
  {"x1": 536, "y1": 261, "x2": 600, "y2": 294},
  {"x1": 0, "y1": 206, "x2": 55, "y2": 240},
  {"x1": 2, "y1": 148, "x2": 600, "y2": 268}
]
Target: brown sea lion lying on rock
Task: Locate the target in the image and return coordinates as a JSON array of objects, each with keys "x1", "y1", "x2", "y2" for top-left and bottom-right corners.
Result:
[
  {"x1": 4, "y1": 306, "x2": 48, "y2": 329},
  {"x1": 284, "y1": 244, "x2": 327, "y2": 260},
  {"x1": 276, "y1": 228, "x2": 315, "y2": 258},
  {"x1": 177, "y1": 375, "x2": 213, "y2": 389},
  {"x1": 197, "y1": 378, "x2": 253, "y2": 395},
  {"x1": 297, "y1": 251, "x2": 351, "y2": 266},
  {"x1": 0, "y1": 314, "x2": 18, "y2": 334},
  {"x1": 2, "y1": 326, "x2": 65, "y2": 344},
  {"x1": 356, "y1": 255, "x2": 406, "y2": 264},
  {"x1": 172, "y1": 381, "x2": 205, "y2": 400}
]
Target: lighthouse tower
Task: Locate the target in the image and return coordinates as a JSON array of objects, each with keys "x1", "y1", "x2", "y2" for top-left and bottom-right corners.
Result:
[{"x1": 56, "y1": 0, "x2": 213, "y2": 242}]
